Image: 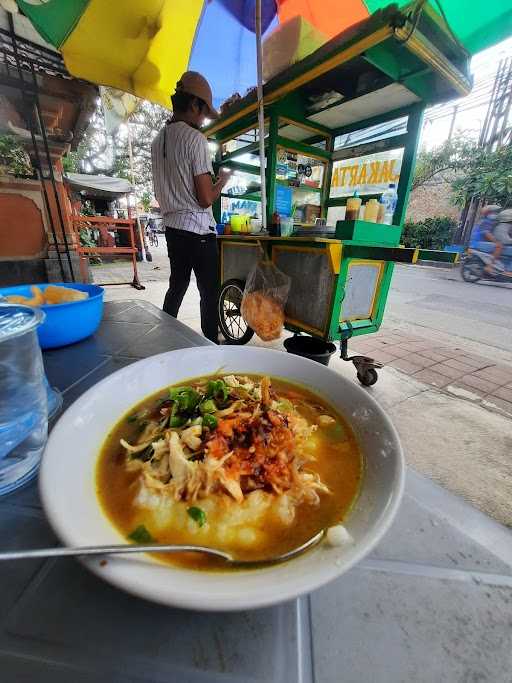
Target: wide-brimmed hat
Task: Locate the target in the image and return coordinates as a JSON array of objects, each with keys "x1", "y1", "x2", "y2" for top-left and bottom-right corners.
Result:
[{"x1": 175, "y1": 71, "x2": 219, "y2": 119}]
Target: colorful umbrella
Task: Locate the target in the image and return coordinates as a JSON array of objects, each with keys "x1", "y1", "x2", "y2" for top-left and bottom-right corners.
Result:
[{"x1": 15, "y1": 0, "x2": 512, "y2": 110}]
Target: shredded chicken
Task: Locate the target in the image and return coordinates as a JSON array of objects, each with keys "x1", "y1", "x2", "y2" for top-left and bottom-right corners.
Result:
[
  {"x1": 136, "y1": 420, "x2": 161, "y2": 444},
  {"x1": 168, "y1": 431, "x2": 197, "y2": 495},
  {"x1": 181, "y1": 425, "x2": 202, "y2": 450},
  {"x1": 119, "y1": 375, "x2": 331, "y2": 509},
  {"x1": 120, "y1": 438, "x2": 153, "y2": 455}
]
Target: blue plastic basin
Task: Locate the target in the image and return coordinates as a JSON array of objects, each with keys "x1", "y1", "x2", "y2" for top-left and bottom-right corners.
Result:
[{"x1": 0, "y1": 283, "x2": 104, "y2": 349}]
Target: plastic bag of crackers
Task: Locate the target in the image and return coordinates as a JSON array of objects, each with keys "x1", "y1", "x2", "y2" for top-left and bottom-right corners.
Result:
[{"x1": 241, "y1": 260, "x2": 291, "y2": 341}]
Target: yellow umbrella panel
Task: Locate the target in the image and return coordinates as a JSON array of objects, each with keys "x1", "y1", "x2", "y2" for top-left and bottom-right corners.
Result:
[{"x1": 17, "y1": 0, "x2": 205, "y2": 108}]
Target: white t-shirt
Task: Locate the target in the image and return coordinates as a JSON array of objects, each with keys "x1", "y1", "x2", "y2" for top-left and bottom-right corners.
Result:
[{"x1": 151, "y1": 121, "x2": 216, "y2": 235}]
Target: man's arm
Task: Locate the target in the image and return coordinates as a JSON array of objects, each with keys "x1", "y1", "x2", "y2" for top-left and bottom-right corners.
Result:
[{"x1": 194, "y1": 169, "x2": 230, "y2": 209}]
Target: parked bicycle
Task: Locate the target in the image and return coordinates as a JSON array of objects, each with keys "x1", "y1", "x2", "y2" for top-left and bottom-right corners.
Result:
[{"x1": 148, "y1": 230, "x2": 159, "y2": 248}]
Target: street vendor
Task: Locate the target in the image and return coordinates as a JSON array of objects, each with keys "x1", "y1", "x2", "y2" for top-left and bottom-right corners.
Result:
[{"x1": 151, "y1": 71, "x2": 230, "y2": 343}]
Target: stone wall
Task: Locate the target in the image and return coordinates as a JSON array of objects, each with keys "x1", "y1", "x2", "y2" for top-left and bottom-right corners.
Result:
[
  {"x1": 0, "y1": 174, "x2": 87, "y2": 285},
  {"x1": 406, "y1": 180, "x2": 460, "y2": 223}
]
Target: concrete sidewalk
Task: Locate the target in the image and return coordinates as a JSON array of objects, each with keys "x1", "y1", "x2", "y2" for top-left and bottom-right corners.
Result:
[
  {"x1": 349, "y1": 331, "x2": 512, "y2": 418},
  {"x1": 89, "y1": 239, "x2": 170, "y2": 286},
  {"x1": 102, "y1": 278, "x2": 512, "y2": 529}
]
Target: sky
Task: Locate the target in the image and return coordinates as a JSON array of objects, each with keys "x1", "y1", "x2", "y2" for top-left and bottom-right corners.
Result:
[{"x1": 419, "y1": 36, "x2": 512, "y2": 150}]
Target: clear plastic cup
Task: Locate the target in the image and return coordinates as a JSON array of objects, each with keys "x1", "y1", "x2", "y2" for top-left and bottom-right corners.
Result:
[{"x1": 0, "y1": 304, "x2": 48, "y2": 495}]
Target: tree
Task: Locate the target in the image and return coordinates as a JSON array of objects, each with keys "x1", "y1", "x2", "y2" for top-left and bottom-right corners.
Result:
[
  {"x1": 140, "y1": 190, "x2": 152, "y2": 213},
  {"x1": 451, "y1": 144, "x2": 512, "y2": 207},
  {"x1": 64, "y1": 98, "x2": 169, "y2": 197},
  {"x1": 412, "y1": 136, "x2": 473, "y2": 190},
  {"x1": 413, "y1": 135, "x2": 512, "y2": 207}
]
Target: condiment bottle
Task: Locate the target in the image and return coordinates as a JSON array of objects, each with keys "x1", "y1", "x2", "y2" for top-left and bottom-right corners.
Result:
[
  {"x1": 345, "y1": 191, "x2": 361, "y2": 221},
  {"x1": 364, "y1": 198, "x2": 379, "y2": 222},
  {"x1": 270, "y1": 211, "x2": 281, "y2": 237}
]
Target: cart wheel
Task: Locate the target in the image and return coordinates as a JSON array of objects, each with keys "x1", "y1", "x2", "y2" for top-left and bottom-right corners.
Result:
[
  {"x1": 218, "y1": 279, "x2": 254, "y2": 345},
  {"x1": 357, "y1": 368, "x2": 378, "y2": 386}
]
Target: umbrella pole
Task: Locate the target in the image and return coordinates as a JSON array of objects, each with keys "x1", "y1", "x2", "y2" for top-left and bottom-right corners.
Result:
[
  {"x1": 127, "y1": 123, "x2": 147, "y2": 262},
  {"x1": 255, "y1": 0, "x2": 267, "y2": 232}
]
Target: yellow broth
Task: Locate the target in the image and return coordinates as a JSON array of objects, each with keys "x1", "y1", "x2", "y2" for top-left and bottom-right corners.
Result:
[{"x1": 96, "y1": 376, "x2": 363, "y2": 570}]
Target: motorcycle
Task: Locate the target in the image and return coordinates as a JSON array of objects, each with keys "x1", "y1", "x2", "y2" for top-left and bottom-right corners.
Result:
[{"x1": 461, "y1": 248, "x2": 512, "y2": 284}]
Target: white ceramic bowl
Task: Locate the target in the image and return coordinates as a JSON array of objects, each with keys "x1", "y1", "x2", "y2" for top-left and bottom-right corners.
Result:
[{"x1": 40, "y1": 347, "x2": 404, "y2": 611}]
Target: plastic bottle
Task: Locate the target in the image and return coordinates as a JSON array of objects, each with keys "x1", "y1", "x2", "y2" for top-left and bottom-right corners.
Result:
[
  {"x1": 345, "y1": 191, "x2": 361, "y2": 221},
  {"x1": 377, "y1": 202, "x2": 386, "y2": 224},
  {"x1": 381, "y1": 183, "x2": 398, "y2": 225}
]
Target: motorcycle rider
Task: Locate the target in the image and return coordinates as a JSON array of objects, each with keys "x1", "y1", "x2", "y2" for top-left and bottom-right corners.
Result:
[
  {"x1": 470, "y1": 204, "x2": 501, "y2": 253},
  {"x1": 491, "y1": 209, "x2": 512, "y2": 270}
]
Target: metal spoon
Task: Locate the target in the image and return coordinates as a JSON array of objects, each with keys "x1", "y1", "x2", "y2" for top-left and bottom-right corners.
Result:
[{"x1": 0, "y1": 530, "x2": 325, "y2": 566}]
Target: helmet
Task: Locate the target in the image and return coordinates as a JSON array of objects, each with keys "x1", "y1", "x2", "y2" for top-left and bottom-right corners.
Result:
[
  {"x1": 481, "y1": 204, "x2": 501, "y2": 216},
  {"x1": 497, "y1": 209, "x2": 512, "y2": 223}
]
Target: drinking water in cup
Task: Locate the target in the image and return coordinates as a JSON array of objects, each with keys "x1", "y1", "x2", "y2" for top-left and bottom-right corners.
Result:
[{"x1": 0, "y1": 304, "x2": 48, "y2": 495}]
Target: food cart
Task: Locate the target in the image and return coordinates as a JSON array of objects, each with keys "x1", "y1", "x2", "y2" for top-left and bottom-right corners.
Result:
[{"x1": 207, "y1": 5, "x2": 470, "y2": 384}]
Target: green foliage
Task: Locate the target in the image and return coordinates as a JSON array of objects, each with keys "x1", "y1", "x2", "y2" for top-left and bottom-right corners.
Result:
[
  {"x1": 401, "y1": 216, "x2": 457, "y2": 250},
  {"x1": 62, "y1": 151, "x2": 80, "y2": 173},
  {"x1": 140, "y1": 190, "x2": 152, "y2": 213},
  {"x1": 78, "y1": 227, "x2": 96, "y2": 248},
  {"x1": 412, "y1": 137, "x2": 470, "y2": 191},
  {"x1": 78, "y1": 223, "x2": 102, "y2": 264},
  {"x1": 413, "y1": 135, "x2": 512, "y2": 208},
  {"x1": 81, "y1": 200, "x2": 95, "y2": 216},
  {"x1": 0, "y1": 134, "x2": 33, "y2": 177},
  {"x1": 451, "y1": 145, "x2": 512, "y2": 207}
]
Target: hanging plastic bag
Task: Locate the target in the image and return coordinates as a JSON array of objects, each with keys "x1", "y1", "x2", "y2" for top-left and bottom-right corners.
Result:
[{"x1": 241, "y1": 260, "x2": 291, "y2": 341}]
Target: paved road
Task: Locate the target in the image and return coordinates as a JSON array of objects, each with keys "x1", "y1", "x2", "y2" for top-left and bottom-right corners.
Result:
[
  {"x1": 96, "y1": 246, "x2": 512, "y2": 359},
  {"x1": 385, "y1": 264, "x2": 512, "y2": 358}
]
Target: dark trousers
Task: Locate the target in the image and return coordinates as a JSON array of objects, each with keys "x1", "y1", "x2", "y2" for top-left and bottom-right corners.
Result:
[{"x1": 163, "y1": 228, "x2": 219, "y2": 343}]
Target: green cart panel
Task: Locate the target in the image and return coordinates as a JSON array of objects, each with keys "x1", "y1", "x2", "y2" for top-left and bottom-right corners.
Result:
[{"x1": 341, "y1": 260, "x2": 384, "y2": 322}]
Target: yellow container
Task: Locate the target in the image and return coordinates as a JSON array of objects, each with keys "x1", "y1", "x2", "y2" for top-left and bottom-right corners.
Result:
[
  {"x1": 230, "y1": 215, "x2": 243, "y2": 233},
  {"x1": 364, "y1": 198, "x2": 379, "y2": 222}
]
